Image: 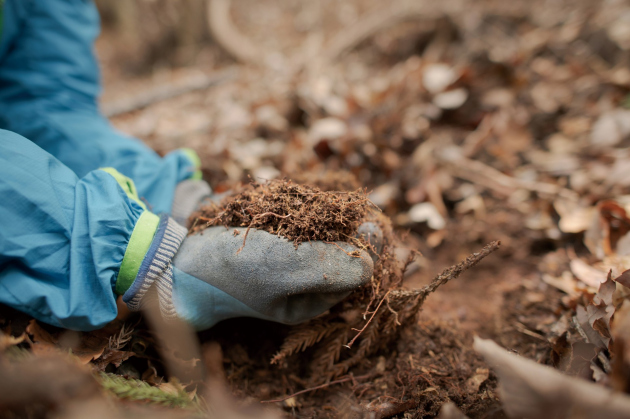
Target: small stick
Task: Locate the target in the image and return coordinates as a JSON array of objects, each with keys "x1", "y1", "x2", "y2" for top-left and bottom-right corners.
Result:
[
  {"x1": 260, "y1": 373, "x2": 372, "y2": 403},
  {"x1": 389, "y1": 240, "x2": 501, "y2": 300},
  {"x1": 386, "y1": 298, "x2": 401, "y2": 326},
  {"x1": 189, "y1": 218, "x2": 200, "y2": 232},
  {"x1": 362, "y1": 281, "x2": 381, "y2": 318},
  {"x1": 440, "y1": 149, "x2": 579, "y2": 201},
  {"x1": 345, "y1": 290, "x2": 392, "y2": 349},
  {"x1": 103, "y1": 67, "x2": 237, "y2": 117},
  {"x1": 324, "y1": 241, "x2": 362, "y2": 258},
  {"x1": 346, "y1": 242, "x2": 501, "y2": 349}
]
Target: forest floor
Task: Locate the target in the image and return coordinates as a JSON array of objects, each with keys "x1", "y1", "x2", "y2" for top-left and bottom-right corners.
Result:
[{"x1": 4, "y1": 0, "x2": 630, "y2": 418}]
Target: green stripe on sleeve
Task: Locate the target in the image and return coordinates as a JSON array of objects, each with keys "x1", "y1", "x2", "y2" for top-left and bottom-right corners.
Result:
[
  {"x1": 99, "y1": 167, "x2": 147, "y2": 210},
  {"x1": 181, "y1": 148, "x2": 203, "y2": 180},
  {"x1": 115, "y1": 211, "x2": 160, "y2": 295}
]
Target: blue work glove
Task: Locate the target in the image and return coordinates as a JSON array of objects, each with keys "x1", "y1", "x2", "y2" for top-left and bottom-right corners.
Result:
[
  {"x1": 149, "y1": 181, "x2": 381, "y2": 330},
  {"x1": 172, "y1": 227, "x2": 373, "y2": 330},
  {"x1": 124, "y1": 218, "x2": 375, "y2": 331}
]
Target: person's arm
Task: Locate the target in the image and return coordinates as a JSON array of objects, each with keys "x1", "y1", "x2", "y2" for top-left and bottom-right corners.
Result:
[
  {"x1": 0, "y1": 0, "x2": 376, "y2": 332},
  {"x1": 0, "y1": 0, "x2": 200, "y2": 215},
  {"x1": 0, "y1": 130, "x2": 374, "y2": 332},
  {"x1": 0, "y1": 130, "x2": 187, "y2": 330}
]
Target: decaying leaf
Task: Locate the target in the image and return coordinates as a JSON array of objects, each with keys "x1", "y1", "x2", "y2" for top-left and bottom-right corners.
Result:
[
  {"x1": 542, "y1": 272, "x2": 580, "y2": 297},
  {"x1": 438, "y1": 402, "x2": 470, "y2": 419},
  {"x1": 585, "y1": 200, "x2": 630, "y2": 259},
  {"x1": 554, "y1": 199, "x2": 595, "y2": 234},
  {"x1": 464, "y1": 368, "x2": 489, "y2": 394},
  {"x1": 93, "y1": 349, "x2": 135, "y2": 372},
  {"x1": 569, "y1": 258, "x2": 608, "y2": 288},
  {"x1": 25, "y1": 319, "x2": 60, "y2": 357},
  {"x1": 591, "y1": 109, "x2": 630, "y2": 147},
  {"x1": 475, "y1": 337, "x2": 630, "y2": 419},
  {"x1": 552, "y1": 333, "x2": 598, "y2": 379},
  {"x1": 611, "y1": 299, "x2": 630, "y2": 392},
  {"x1": 571, "y1": 271, "x2": 615, "y2": 357},
  {"x1": 0, "y1": 330, "x2": 25, "y2": 351},
  {"x1": 614, "y1": 269, "x2": 630, "y2": 289},
  {"x1": 25, "y1": 319, "x2": 133, "y2": 366}
]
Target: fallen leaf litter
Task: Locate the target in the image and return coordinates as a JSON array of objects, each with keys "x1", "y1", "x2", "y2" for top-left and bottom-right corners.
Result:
[{"x1": 7, "y1": 0, "x2": 630, "y2": 416}]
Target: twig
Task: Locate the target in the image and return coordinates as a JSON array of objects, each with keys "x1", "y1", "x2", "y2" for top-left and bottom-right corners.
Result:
[
  {"x1": 324, "y1": 241, "x2": 363, "y2": 258},
  {"x1": 514, "y1": 322, "x2": 547, "y2": 341},
  {"x1": 236, "y1": 212, "x2": 292, "y2": 254},
  {"x1": 206, "y1": 0, "x2": 263, "y2": 65},
  {"x1": 390, "y1": 241, "x2": 501, "y2": 301},
  {"x1": 206, "y1": 0, "x2": 453, "y2": 73},
  {"x1": 362, "y1": 280, "x2": 381, "y2": 318},
  {"x1": 386, "y1": 298, "x2": 401, "y2": 326},
  {"x1": 439, "y1": 148, "x2": 579, "y2": 201},
  {"x1": 261, "y1": 373, "x2": 372, "y2": 403},
  {"x1": 317, "y1": 2, "x2": 443, "y2": 67},
  {"x1": 196, "y1": 216, "x2": 217, "y2": 223},
  {"x1": 190, "y1": 218, "x2": 200, "y2": 232},
  {"x1": 345, "y1": 290, "x2": 392, "y2": 349},
  {"x1": 102, "y1": 67, "x2": 237, "y2": 117}
]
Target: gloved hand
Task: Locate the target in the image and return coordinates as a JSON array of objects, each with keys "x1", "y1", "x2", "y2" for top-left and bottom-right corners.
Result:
[
  {"x1": 156, "y1": 181, "x2": 381, "y2": 330},
  {"x1": 124, "y1": 216, "x2": 376, "y2": 331},
  {"x1": 169, "y1": 227, "x2": 374, "y2": 330}
]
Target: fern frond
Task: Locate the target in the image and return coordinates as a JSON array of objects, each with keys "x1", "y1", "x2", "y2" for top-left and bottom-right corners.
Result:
[
  {"x1": 107, "y1": 323, "x2": 134, "y2": 351},
  {"x1": 271, "y1": 321, "x2": 347, "y2": 364},
  {"x1": 309, "y1": 325, "x2": 350, "y2": 376},
  {"x1": 97, "y1": 372, "x2": 197, "y2": 409},
  {"x1": 339, "y1": 315, "x2": 381, "y2": 377}
]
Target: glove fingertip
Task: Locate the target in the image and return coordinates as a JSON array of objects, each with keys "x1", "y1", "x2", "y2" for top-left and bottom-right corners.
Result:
[{"x1": 360, "y1": 250, "x2": 374, "y2": 284}]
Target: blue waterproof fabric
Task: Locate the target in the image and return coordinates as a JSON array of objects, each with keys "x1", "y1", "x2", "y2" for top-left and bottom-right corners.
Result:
[
  {"x1": 0, "y1": 0, "x2": 198, "y2": 330},
  {"x1": 0, "y1": 0, "x2": 197, "y2": 215},
  {"x1": 0, "y1": 130, "x2": 145, "y2": 331}
]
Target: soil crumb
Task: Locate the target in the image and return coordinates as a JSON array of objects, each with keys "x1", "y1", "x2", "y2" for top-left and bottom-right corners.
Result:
[{"x1": 188, "y1": 179, "x2": 373, "y2": 247}]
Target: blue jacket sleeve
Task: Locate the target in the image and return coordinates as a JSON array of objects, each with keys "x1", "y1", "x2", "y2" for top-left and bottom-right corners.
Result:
[
  {"x1": 0, "y1": 130, "x2": 151, "y2": 331},
  {"x1": 0, "y1": 0, "x2": 199, "y2": 215}
]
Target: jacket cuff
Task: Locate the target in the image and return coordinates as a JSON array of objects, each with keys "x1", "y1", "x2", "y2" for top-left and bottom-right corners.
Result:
[
  {"x1": 115, "y1": 211, "x2": 160, "y2": 295},
  {"x1": 122, "y1": 215, "x2": 187, "y2": 318}
]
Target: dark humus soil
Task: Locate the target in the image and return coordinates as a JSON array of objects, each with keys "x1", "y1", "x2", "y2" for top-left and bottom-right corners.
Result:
[{"x1": 186, "y1": 177, "x2": 501, "y2": 417}]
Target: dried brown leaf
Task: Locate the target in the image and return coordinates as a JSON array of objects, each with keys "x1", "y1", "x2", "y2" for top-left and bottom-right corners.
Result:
[
  {"x1": 614, "y1": 269, "x2": 630, "y2": 289},
  {"x1": 25, "y1": 320, "x2": 129, "y2": 364},
  {"x1": 0, "y1": 331, "x2": 25, "y2": 351},
  {"x1": 93, "y1": 349, "x2": 135, "y2": 372},
  {"x1": 25, "y1": 320, "x2": 60, "y2": 357},
  {"x1": 569, "y1": 258, "x2": 608, "y2": 288},
  {"x1": 475, "y1": 337, "x2": 630, "y2": 419}
]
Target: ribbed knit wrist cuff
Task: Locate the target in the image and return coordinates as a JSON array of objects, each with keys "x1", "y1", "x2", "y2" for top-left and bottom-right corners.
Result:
[{"x1": 122, "y1": 215, "x2": 187, "y2": 319}]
